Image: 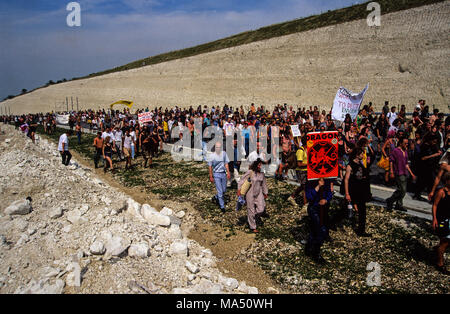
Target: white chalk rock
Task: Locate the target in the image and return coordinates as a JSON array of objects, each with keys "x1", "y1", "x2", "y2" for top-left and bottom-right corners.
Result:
[
  {"x1": 141, "y1": 204, "x2": 158, "y2": 218},
  {"x1": 89, "y1": 240, "x2": 106, "y2": 255},
  {"x1": 105, "y1": 236, "x2": 130, "y2": 257},
  {"x1": 49, "y1": 207, "x2": 63, "y2": 219},
  {"x1": 175, "y1": 211, "x2": 186, "y2": 219},
  {"x1": 168, "y1": 224, "x2": 183, "y2": 239},
  {"x1": 15, "y1": 279, "x2": 65, "y2": 294},
  {"x1": 169, "y1": 240, "x2": 188, "y2": 256},
  {"x1": 160, "y1": 207, "x2": 173, "y2": 216},
  {"x1": 185, "y1": 261, "x2": 200, "y2": 274},
  {"x1": 143, "y1": 211, "x2": 171, "y2": 227},
  {"x1": 193, "y1": 278, "x2": 223, "y2": 294},
  {"x1": 128, "y1": 242, "x2": 150, "y2": 258},
  {"x1": 66, "y1": 209, "x2": 82, "y2": 224},
  {"x1": 219, "y1": 275, "x2": 239, "y2": 291},
  {"x1": 172, "y1": 288, "x2": 193, "y2": 294},
  {"x1": 127, "y1": 198, "x2": 142, "y2": 217},
  {"x1": 5, "y1": 199, "x2": 32, "y2": 216}
]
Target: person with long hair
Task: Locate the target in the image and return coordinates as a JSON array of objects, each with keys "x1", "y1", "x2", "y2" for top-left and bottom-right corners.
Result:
[
  {"x1": 345, "y1": 147, "x2": 371, "y2": 237},
  {"x1": 102, "y1": 136, "x2": 114, "y2": 173},
  {"x1": 237, "y1": 158, "x2": 268, "y2": 233}
]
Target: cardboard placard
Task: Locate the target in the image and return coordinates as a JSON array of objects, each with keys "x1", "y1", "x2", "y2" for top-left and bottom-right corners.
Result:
[
  {"x1": 138, "y1": 112, "x2": 152, "y2": 125},
  {"x1": 290, "y1": 125, "x2": 301, "y2": 137},
  {"x1": 306, "y1": 131, "x2": 339, "y2": 180}
]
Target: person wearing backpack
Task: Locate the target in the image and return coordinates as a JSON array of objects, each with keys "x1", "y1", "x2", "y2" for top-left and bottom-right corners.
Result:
[
  {"x1": 237, "y1": 158, "x2": 268, "y2": 233},
  {"x1": 208, "y1": 142, "x2": 231, "y2": 213}
]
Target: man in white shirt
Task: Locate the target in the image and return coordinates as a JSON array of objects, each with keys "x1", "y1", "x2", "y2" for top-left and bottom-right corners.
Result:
[
  {"x1": 58, "y1": 130, "x2": 72, "y2": 166},
  {"x1": 223, "y1": 117, "x2": 235, "y2": 137},
  {"x1": 387, "y1": 106, "x2": 398, "y2": 126},
  {"x1": 112, "y1": 126, "x2": 124, "y2": 161},
  {"x1": 248, "y1": 141, "x2": 269, "y2": 164},
  {"x1": 102, "y1": 127, "x2": 114, "y2": 143}
]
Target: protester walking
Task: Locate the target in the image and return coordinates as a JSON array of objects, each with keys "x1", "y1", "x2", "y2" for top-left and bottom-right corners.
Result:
[
  {"x1": 345, "y1": 147, "x2": 372, "y2": 237},
  {"x1": 92, "y1": 131, "x2": 104, "y2": 168},
  {"x1": 103, "y1": 136, "x2": 114, "y2": 173},
  {"x1": 429, "y1": 148, "x2": 450, "y2": 201},
  {"x1": 208, "y1": 142, "x2": 231, "y2": 213},
  {"x1": 123, "y1": 128, "x2": 135, "y2": 170},
  {"x1": 113, "y1": 126, "x2": 124, "y2": 161},
  {"x1": 237, "y1": 158, "x2": 268, "y2": 233},
  {"x1": 305, "y1": 178, "x2": 333, "y2": 264},
  {"x1": 287, "y1": 136, "x2": 308, "y2": 210},
  {"x1": 58, "y1": 130, "x2": 72, "y2": 166},
  {"x1": 431, "y1": 172, "x2": 450, "y2": 275},
  {"x1": 386, "y1": 137, "x2": 417, "y2": 211},
  {"x1": 76, "y1": 123, "x2": 82, "y2": 144}
]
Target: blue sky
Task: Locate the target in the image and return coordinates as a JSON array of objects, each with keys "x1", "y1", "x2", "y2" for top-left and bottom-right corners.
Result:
[{"x1": 0, "y1": 0, "x2": 366, "y2": 100}]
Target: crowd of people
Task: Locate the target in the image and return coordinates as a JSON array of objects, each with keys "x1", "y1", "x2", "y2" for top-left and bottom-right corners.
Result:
[{"x1": 1, "y1": 99, "x2": 449, "y2": 273}]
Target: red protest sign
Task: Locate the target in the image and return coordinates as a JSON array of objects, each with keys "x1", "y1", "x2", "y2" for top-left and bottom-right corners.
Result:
[{"x1": 306, "y1": 131, "x2": 339, "y2": 180}]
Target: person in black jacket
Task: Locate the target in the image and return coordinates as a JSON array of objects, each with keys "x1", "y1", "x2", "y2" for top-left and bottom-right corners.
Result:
[{"x1": 345, "y1": 147, "x2": 372, "y2": 237}]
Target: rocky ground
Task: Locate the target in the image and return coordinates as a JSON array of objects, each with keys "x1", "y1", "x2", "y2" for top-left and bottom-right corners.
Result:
[
  {"x1": 0, "y1": 124, "x2": 260, "y2": 294},
  {"x1": 1, "y1": 124, "x2": 448, "y2": 294}
]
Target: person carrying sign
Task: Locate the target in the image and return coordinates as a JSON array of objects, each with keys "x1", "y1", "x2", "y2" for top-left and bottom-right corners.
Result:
[
  {"x1": 237, "y1": 158, "x2": 268, "y2": 233},
  {"x1": 304, "y1": 178, "x2": 333, "y2": 264}
]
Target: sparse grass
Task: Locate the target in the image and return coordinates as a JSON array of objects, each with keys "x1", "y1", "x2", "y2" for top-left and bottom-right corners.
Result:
[{"x1": 114, "y1": 167, "x2": 145, "y2": 187}]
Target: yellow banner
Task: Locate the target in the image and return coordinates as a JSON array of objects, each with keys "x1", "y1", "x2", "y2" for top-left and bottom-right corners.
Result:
[{"x1": 110, "y1": 100, "x2": 134, "y2": 109}]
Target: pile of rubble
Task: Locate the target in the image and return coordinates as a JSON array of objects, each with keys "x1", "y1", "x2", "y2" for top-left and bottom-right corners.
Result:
[{"x1": 0, "y1": 125, "x2": 258, "y2": 294}]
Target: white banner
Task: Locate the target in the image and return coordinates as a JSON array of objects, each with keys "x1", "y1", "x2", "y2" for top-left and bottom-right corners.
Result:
[
  {"x1": 290, "y1": 125, "x2": 301, "y2": 137},
  {"x1": 138, "y1": 112, "x2": 153, "y2": 126},
  {"x1": 331, "y1": 84, "x2": 369, "y2": 122},
  {"x1": 56, "y1": 114, "x2": 69, "y2": 125}
]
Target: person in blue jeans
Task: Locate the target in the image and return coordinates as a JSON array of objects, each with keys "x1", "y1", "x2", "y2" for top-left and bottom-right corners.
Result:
[
  {"x1": 208, "y1": 142, "x2": 231, "y2": 213},
  {"x1": 305, "y1": 177, "x2": 333, "y2": 264}
]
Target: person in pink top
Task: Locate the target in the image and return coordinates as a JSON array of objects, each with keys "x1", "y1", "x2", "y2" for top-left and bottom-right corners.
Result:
[{"x1": 386, "y1": 137, "x2": 416, "y2": 212}]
